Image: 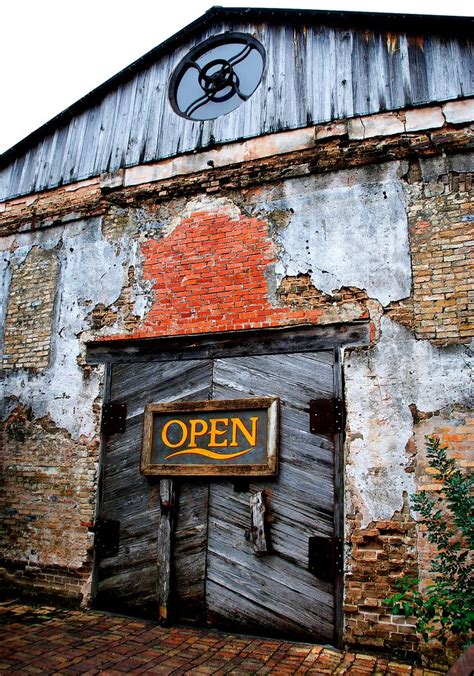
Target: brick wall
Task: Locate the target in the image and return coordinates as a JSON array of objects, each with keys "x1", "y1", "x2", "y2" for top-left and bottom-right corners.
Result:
[
  {"x1": 344, "y1": 506, "x2": 418, "y2": 655},
  {"x1": 100, "y1": 203, "x2": 325, "y2": 340},
  {"x1": 84, "y1": 167, "x2": 473, "y2": 349},
  {"x1": 408, "y1": 172, "x2": 473, "y2": 345},
  {"x1": 3, "y1": 247, "x2": 59, "y2": 369},
  {"x1": 0, "y1": 560, "x2": 89, "y2": 605},
  {"x1": 277, "y1": 275, "x2": 371, "y2": 324},
  {"x1": 412, "y1": 406, "x2": 474, "y2": 584},
  {"x1": 344, "y1": 406, "x2": 474, "y2": 662},
  {"x1": 0, "y1": 404, "x2": 98, "y2": 602}
]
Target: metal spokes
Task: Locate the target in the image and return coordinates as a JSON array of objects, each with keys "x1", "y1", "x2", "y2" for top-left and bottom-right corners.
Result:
[{"x1": 169, "y1": 33, "x2": 265, "y2": 121}]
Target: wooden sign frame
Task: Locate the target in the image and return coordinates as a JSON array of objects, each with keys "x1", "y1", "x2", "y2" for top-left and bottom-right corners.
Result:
[{"x1": 141, "y1": 397, "x2": 279, "y2": 477}]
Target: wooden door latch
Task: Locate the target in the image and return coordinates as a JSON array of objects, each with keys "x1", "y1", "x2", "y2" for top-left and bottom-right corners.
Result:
[{"x1": 248, "y1": 491, "x2": 269, "y2": 555}]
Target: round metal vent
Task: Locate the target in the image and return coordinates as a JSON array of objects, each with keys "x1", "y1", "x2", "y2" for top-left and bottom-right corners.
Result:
[{"x1": 169, "y1": 32, "x2": 266, "y2": 121}]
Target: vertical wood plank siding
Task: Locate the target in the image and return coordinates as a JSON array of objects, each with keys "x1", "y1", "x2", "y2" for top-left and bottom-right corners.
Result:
[{"x1": 1, "y1": 20, "x2": 472, "y2": 200}]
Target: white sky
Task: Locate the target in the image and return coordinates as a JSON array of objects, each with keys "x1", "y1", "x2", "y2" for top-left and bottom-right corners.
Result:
[{"x1": 1, "y1": 0, "x2": 472, "y2": 153}]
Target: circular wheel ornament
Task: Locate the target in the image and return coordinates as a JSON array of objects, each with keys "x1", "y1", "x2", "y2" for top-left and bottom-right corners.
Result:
[{"x1": 169, "y1": 32, "x2": 266, "y2": 121}]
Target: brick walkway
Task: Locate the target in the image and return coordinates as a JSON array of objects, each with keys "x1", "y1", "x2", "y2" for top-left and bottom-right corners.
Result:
[{"x1": 0, "y1": 599, "x2": 444, "y2": 675}]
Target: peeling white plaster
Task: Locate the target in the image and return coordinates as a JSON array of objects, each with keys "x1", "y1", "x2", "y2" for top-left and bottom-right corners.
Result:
[
  {"x1": 132, "y1": 292, "x2": 149, "y2": 319},
  {"x1": 0, "y1": 235, "x2": 14, "y2": 251},
  {"x1": 164, "y1": 195, "x2": 242, "y2": 236},
  {"x1": 344, "y1": 316, "x2": 473, "y2": 527},
  {"x1": 2, "y1": 218, "x2": 133, "y2": 440},
  {"x1": 254, "y1": 162, "x2": 411, "y2": 306}
]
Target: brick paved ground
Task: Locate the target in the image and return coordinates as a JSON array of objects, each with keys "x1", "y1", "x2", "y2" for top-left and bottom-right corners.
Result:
[{"x1": 0, "y1": 599, "x2": 444, "y2": 675}]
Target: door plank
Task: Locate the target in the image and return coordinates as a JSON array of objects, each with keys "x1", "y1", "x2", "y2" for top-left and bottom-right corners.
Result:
[
  {"x1": 157, "y1": 479, "x2": 175, "y2": 624},
  {"x1": 171, "y1": 480, "x2": 209, "y2": 624},
  {"x1": 206, "y1": 352, "x2": 336, "y2": 642},
  {"x1": 94, "y1": 360, "x2": 212, "y2": 616}
]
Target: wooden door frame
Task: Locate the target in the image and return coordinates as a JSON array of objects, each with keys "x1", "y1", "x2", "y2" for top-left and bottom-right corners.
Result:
[
  {"x1": 87, "y1": 321, "x2": 370, "y2": 648},
  {"x1": 86, "y1": 322, "x2": 369, "y2": 365}
]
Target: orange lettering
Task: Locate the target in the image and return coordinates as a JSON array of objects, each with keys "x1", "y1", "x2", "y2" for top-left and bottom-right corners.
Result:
[
  {"x1": 230, "y1": 416, "x2": 258, "y2": 447},
  {"x1": 189, "y1": 419, "x2": 208, "y2": 447},
  {"x1": 162, "y1": 419, "x2": 188, "y2": 448},
  {"x1": 208, "y1": 418, "x2": 229, "y2": 447}
]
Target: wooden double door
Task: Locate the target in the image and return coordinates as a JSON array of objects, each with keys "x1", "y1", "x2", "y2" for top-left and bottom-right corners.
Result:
[{"x1": 94, "y1": 350, "x2": 342, "y2": 644}]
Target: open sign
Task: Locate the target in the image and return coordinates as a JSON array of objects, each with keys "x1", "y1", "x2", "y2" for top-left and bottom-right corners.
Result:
[{"x1": 141, "y1": 398, "x2": 279, "y2": 476}]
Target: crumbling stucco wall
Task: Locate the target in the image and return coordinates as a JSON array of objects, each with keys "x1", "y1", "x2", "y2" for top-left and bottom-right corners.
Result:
[
  {"x1": 345, "y1": 317, "x2": 472, "y2": 527},
  {"x1": 264, "y1": 162, "x2": 412, "y2": 306},
  {"x1": 236, "y1": 159, "x2": 472, "y2": 656},
  {"x1": 3, "y1": 222, "x2": 110, "y2": 437},
  {"x1": 0, "y1": 215, "x2": 151, "y2": 600},
  {"x1": 90, "y1": 162, "x2": 413, "y2": 341},
  {"x1": 342, "y1": 329, "x2": 472, "y2": 654},
  {"x1": 0, "y1": 128, "x2": 472, "y2": 662}
]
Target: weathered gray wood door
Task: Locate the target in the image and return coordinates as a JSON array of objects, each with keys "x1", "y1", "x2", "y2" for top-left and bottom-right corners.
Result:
[{"x1": 94, "y1": 350, "x2": 340, "y2": 643}]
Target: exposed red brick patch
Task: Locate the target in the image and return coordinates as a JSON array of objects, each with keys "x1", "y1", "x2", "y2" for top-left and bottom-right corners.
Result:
[{"x1": 101, "y1": 207, "x2": 323, "y2": 340}]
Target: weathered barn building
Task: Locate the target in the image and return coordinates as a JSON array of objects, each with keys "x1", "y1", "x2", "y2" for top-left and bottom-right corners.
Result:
[{"x1": 1, "y1": 6, "x2": 473, "y2": 657}]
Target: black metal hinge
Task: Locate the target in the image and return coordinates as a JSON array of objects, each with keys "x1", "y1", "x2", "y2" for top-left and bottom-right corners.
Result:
[
  {"x1": 101, "y1": 402, "x2": 127, "y2": 435},
  {"x1": 308, "y1": 536, "x2": 343, "y2": 582},
  {"x1": 309, "y1": 398, "x2": 344, "y2": 435},
  {"x1": 90, "y1": 518, "x2": 120, "y2": 558}
]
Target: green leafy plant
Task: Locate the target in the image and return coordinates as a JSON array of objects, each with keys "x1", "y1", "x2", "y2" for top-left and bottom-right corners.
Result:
[{"x1": 385, "y1": 435, "x2": 474, "y2": 646}]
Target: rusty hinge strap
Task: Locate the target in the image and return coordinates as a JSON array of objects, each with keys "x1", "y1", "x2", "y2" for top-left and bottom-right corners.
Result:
[
  {"x1": 101, "y1": 402, "x2": 127, "y2": 435},
  {"x1": 91, "y1": 518, "x2": 120, "y2": 558},
  {"x1": 308, "y1": 536, "x2": 343, "y2": 581},
  {"x1": 309, "y1": 398, "x2": 344, "y2": 435},
  {"x1": 334, "y1": 397, "x2": 344, "y2": 433}
]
